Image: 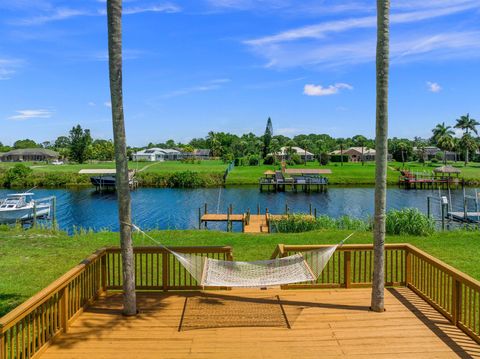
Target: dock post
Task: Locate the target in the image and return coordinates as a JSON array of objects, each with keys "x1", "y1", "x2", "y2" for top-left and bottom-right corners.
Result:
[
  {"x1": 51, "y1": 196, "x2": 57, "y2": 229},
  {"x1": 441, "y1": 203, "x2": 446, "y2": 230},
  {"x1": 229, "y1": 203, "x2": 233, "y2": 215},
  {"x1": 198, "y1": 208, "x2": 202, "y2": 229},
  {"x1": 33, "y1": 201, "x2": 37, "y2": 228},
  {"x1": 314, "y1": 208, "x2": 317, "y2": 219},
  {"x1": 427, "y1": 197, "x2": 431, "y2": 218},
  {"x1": 309, "y1": 203, "x2": 312, "y2": 216},
  {"x1": 285, "y1": 203, "x2": 288, "y2": 215},
  {"x1": 257, "y1": 204, "x2": 260, "y2": 215},
  {"x1": 227, "y1": 210, "x2": 230, "y2": 232},
  {"x1": 204, "y1": 203, "x2": 208, "y2": 214}
]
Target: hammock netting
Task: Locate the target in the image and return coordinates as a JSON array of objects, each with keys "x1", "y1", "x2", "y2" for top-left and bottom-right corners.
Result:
[{"x1": 172, "y1": 245, "x2": 338, "y2": 288}]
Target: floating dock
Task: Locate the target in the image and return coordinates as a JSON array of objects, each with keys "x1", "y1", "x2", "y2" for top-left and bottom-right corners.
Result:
[{"x1": 448, "y1": 212, "x2": 480, "y2": 223}]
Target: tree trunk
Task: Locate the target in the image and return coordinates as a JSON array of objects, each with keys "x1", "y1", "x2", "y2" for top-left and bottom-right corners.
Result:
[
  {"x1": 371, "y1": 0, "x2": 390, "y2": 313},
  {"x1": 465, "y1": 148, "x2": 469, "y2": 167},
  {"x1": 444, "y1": 150, "x2": 447, "y2": 165},
  {"x1": 107, "y1": 0, "x2": 137, "y2": 316},
  {"x1": 340, "y1": 145, "x2": 344, "y2": 166}
]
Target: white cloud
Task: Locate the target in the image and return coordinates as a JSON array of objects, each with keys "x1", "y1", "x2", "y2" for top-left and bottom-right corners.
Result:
[
  {"x1": 104, "y1": 101, "x2": 112, "y2": 108},
  {"x1": 12, "y1": 3, "x2": 181, "y2": 26},
  {"x1": 304, "y1": 83, "x2": 353, "y2": 96},
  {"x1": 88, "y1": 102, "x2": 96, "y2": 106},
  {"x1": 7, "y1": 109, "x2": 53, "y2": 121},
  {"x1": 162, "y1": 79, "x2": 231, "y2": 98},
  {"x1": 427, "y1": 81, "x2": 442, "y2": 93},
  {"x1": 276, "y1": 127, "x2": 303, "y2": 136},
  {"x1": 0, "y1": 58, "x2": 24, "y2": 80}
]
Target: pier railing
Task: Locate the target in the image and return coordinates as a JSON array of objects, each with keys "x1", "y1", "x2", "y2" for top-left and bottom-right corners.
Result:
[
  {"x1": 2, "y1": 243, "x2": 480, "y2": 359},
  {"x1": 272, "y1": 243, "x2": 480, "y2": 344}
]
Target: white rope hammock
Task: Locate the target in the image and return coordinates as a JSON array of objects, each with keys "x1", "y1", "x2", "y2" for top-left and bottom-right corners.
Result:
[{"x1": 130, "y1": 224, "x2": 352, "y2": 288}]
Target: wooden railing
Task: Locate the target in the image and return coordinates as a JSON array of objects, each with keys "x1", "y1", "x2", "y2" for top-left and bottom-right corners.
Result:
[
  {"x1": 0, "y1": 249, "x2": 104, "y2": 359},
  {"x1": 0, "y1": 246, "x2": 232, "y2": 359},
  {"x1": 272, "y1": 243, "x2": 480, "y2": 344},
  {"x1": 2, "y1": 243, "x2": 479, "y2": 358},
  {"x1": 105, "y1": 246, "x2": 232, "y2": 291}
]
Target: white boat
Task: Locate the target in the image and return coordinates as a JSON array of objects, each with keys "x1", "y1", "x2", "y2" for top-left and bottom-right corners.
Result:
[{"x1": 0, "y1": 193, "x2": 51, "y2": 224}]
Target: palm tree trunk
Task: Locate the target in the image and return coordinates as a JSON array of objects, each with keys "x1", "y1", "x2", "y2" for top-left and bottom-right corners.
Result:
[
  {"x1": 465, "y1": 148, "x2": 469, "y2": 167},
  {"x1": 107, "y1": 0, "x2": 136, "y2": 316},
  {"x1": 371, "y1": 0, "x2": 390, "y2": 313}
]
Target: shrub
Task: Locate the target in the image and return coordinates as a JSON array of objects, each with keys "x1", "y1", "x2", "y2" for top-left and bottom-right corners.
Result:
[
  {"x1": 319, "y1": 153, "x2": 329, "y2": 165},
  {"x1": 330, "y1": 154, "x2": 349, "y2": 163},
  {"x1": 435, "y1": 152, "x2": 444, "y2": 161},
  {"x1": 385, "y1": 208, "x2": 435, "y2": 236},
  {"x1": 287, "y1": 154, "x2": 302, "y2": 165},
  {"x1": 430, "y1": 158, "x2": 439, "y2": 164},
  {"x1": 271, "y1": 214, "x2": 369, "y2": 233},
  {"x1": 1, "y1": 164, "x2": 33, "y2": 188},
  {"x1": 248, "y1": 155, "x2": 259, "y2": 166},
  {"x1": 263, "y1": 154, "x2": 276, "y2": 165}
]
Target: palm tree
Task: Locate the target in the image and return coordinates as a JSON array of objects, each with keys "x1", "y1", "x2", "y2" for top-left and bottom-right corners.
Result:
[
  {"x1": 432, "y1": 122, "x2": 454, "y2": 143},
  {"x1": 454, "y1": 114, "x2": 479, "y2": 166},
  {"x1": 371, "y1": 0, "x2": 390, "y2": 313},
  {"x1": 106, "y1": 0, "x2": 136, "y2": 316},
  {"x1": 459, "y1": 133, "x2": 478, "y2": 166},
  {"x1": 437, "y1": 134, "x2": 455, "y2": 165},
  {"x1": 397, "y1": 142, "x2": 408, "y2": 167},
  {"x1": 300, "y1": 139, "x2": 312, "y2": 166}
]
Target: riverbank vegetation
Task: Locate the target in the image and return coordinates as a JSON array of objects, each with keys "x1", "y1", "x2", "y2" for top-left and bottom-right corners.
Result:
[
  {"x1": 270, "y1": 209, "x2": 435, "y2": 236},
  {"x1": 1, "y1": 226, "x2": 480, "y2": 317}
]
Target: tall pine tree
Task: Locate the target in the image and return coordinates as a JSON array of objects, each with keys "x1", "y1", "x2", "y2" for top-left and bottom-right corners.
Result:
[{"x1": 263, "y1": 117, "x2": 273, "y2": 158}]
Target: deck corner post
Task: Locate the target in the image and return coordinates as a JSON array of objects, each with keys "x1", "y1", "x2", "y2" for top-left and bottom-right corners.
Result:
[
  {"x1": 162, "y1": 252, "x2": 169, "y2": 292},
  {"x1": 405, "y1": 248, "x2": 411, "y2": 286},
  {"x1": 60, "y1": 286, "x2": 69, "y2": 333},
  {"x1": 0, "y1": 327, "x2": 4, "y2": 359},
  {"x1": 101, "y1": 253, "x2": 107, "y2": 293},
  {"x1": 344, "y1": 251, "x2": 351, "y2": 288},
  {"x1": 452, "y1": 278, "x2": 462, "y2": 325}
]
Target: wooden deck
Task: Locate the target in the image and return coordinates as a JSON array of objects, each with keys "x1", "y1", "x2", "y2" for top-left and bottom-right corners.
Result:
[{"x1": 41, "y1": 288, "x2": 480, "y2": 359}]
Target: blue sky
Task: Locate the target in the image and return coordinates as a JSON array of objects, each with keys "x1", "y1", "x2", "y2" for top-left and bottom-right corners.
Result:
[{"x1": 1, "y1": 0, "x2": 479, "y2": 146}]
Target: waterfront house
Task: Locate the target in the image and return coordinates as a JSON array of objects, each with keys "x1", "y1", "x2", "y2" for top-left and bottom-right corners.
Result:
[
  {"x1": 132, "y1": 148, "x2": 183, "y2": 162},
  {"x1": 0, "y1": 148, "x2": 60, "y2": 162},
  {"x1": 414, "y1": 146, "x2": 456, "y2": 161},
  {"x1": 272, "y1": 146, "x2": 315, "y2": 161},
  {"x1": 330, "y1": 147, "x2": 390, "y2": 162}
]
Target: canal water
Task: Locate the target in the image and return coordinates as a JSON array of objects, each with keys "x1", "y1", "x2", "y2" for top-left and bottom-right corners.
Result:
[{"x1": 0, "y1": 187, "x2": 477, "y2": 232}]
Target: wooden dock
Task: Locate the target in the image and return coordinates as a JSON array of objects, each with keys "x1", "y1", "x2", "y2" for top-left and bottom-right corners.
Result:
[{"x1": 448, "y1": 211, "x2": 480, "y2": 223}]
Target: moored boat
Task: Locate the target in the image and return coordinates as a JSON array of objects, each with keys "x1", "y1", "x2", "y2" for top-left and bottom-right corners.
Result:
[{"x1": 0, "y1": 193, "x2": 51, "y2": 224}]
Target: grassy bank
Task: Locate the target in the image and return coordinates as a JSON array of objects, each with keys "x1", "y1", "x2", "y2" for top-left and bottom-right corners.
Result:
[
  {"x1": 1, "y1": 160, "x2": 480, "y2": 188},
  {"x1": 1, "y1": 227, "x2": 480, "y2": 316},
  {"x1": 0, "y1": 160, "x2": 227, "y2": 188}
]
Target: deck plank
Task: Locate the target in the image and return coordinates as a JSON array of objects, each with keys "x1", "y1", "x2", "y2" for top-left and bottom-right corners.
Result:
[{"x1": 41, "y1": 288, "x2": 480, "y2": 359}]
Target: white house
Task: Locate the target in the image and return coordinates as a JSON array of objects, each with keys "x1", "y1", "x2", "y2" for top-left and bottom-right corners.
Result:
[
  {"x1": 272, "y1": 146, "x2": 315, "y2": 161},
  {"x1": 132, "y1": 148, "x2": 182, "y2": 162}
]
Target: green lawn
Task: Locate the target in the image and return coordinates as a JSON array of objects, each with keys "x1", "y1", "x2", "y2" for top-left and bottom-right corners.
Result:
[
  {"x1": 1, "y1": 227, "x2": 480, "y2": 316},
  {"x1": 0, "y1": 160, "x2": 227, "y2": 174},
  {"x1": 393, "y1": 161, "x2": 480, "y2": 184},
  {"x1": 227, "y1": 161, "x2": 400, "y2": 185}
]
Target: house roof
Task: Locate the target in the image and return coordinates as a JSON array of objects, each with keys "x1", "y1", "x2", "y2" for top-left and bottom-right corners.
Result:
[
  {"x1": 330, "y1": 147, "x2": 375, "y2": 155},
  {"x1": 284, "y1": 168, "x2": 332, "y2": 175},
  {"x1": 433, "y1": 166, "x2": 461, "y2": 174},
  {"x1": 272, "y1": 146, "x2": 314, "y2": 156},
  {"x1": 0, "y1": 148, "x2": 59, "y2": 157},
  {"x1": 134, "y1": 148, "x2": 181, "y2": 155}
]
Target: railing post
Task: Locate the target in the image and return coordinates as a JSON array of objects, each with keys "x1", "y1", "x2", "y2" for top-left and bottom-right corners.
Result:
[
  {"x1": 452, "y1": 279, "x2": 462, "y2": 325},
  {"x1": 0, "y1": 327, "x2": 4, "y2": 359},
  {"x1": 344, "y1": 251, "x2": 351, "y2": 288},
  {"x1": 162, "y1": 252, "x2": 168, "y2": 292},
  {"x1": 405, "y1": 248, "x2": 411, "y2": 286},
  {"x1": 101, "y1": 254, "x2": 107, "y2": 293},
  {"x1": 60, "y1": 286, "x2": 69, "y2": 333}
]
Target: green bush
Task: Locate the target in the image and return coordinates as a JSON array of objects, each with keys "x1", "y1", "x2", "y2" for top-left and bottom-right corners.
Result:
[
  {"x1": 271, "y1": 214, "x2": 369, "y2": 233},
  {"x1": 1, "y1": 164, "x2": 33, "y2": 188},
  {"x1": 248, "y1": 155, "x2": 259, "y2": 166},
  {"x1": 319, "y1": 153, "x2": 329, "y2": 165},
  {"x1": 136, "y1": 171, "x2": 224, "y2": 188},
  {"x1": 385, "y1": 208, "x2": 435, "y2": 236},
  {"x1": 330, "y1": 154, "x2": 349, "y2": 163}
]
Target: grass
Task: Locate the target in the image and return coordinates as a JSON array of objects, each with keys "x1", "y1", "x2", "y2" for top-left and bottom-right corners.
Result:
[
  {"x1": 228, "y1": 161, "x2": 400, "y2": 185},
  {"x1": 1, "y1": 227, "x2": 480, "y2": 316},
  {"x1": 0, "y1": 160, "x2": 227, "y2": 174}
]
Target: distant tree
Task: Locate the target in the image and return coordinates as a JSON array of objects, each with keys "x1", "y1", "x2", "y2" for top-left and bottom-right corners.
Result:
[
  {"x1": 459, "y1": 134, "x2": 478, "y2": 167},
  {"x1": 437, "y1": 134, "x2": 455, "y2": 165},
  {"x1": 182, "y1": 145, "x2": 194, "y2": 153},
  {"x1": 432, "y1": 122, "x2": 454, "y2": 144},
  {"x1": 0, "y1": 142, "x2": 12, "y2": 152},
  {"x1": 165, "y1": 139, "x2": 176, "y2": 148},
  {"x1": 299, "y1": 139, "x2": 312, "y2": 165},
  {"x1": 54, "y1": 136, "x2": 71, "y2": 149},
  {"x1": 69, "y1": 125, "x2": 92, "y2": 163},
  {"x1": 269, "y1": 138, "x2": 281, "y2": 160},
  {"x1": 263, "y1": 117, "x2": 273, "y2": 158},
  {"x1": 285, "y1": 140, "x2": 296, "y2": 160},
  {"x1": 91, "y1": 139, "x2": 115, "y2": 161},
  {"x1": 207, "y1": 131, "x2": 222, "y2": 157},
  {"x1": 337, "y1": 138, "x2": 346, "y2": 166},
  {"x1": 189, "y1": 137, "x2": 208, "y2": 149},
  {"x1": 13, "y1": 139, "x2": 38, "y2": 149},
  {"x1": 454, "y1": 114, "x2": 479, "y2": 166},
  {"x1": 41, "y1": 141, "x2": 52, "y2": 149}
]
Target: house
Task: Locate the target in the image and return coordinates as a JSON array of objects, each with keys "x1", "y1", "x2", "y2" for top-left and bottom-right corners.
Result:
[
  {"x1": 272, "y1": 146, "x2": 315, "y2": 161},
  {"x1": 132, "y1": 148, "x2": 183, "y2": 162},
  {"x1": 193, "y1": 149, "x2": 211, "y2": 159},
  {"x1": 330, "y1": 147, "x2": 392, "y2": 162},
  {"x1": 414, "y1": 146, "x2": 456, "y2": 161},
  {"x1": 0, "y1": 148, "x2": 60, "y2": 162}
]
